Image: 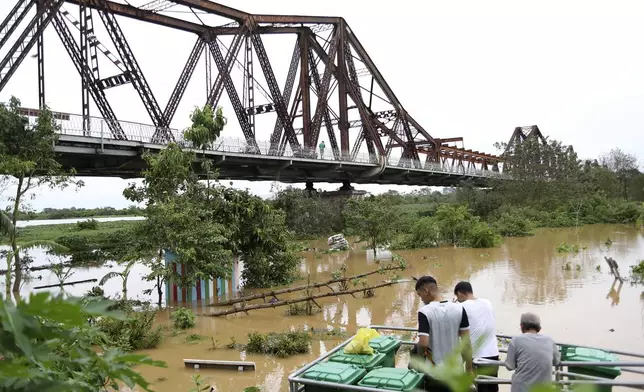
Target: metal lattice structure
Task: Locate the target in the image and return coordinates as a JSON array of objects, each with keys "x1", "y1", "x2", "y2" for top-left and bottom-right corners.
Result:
[{"x1": 0, "y1": 0, "x2": 502, "y2": 173}]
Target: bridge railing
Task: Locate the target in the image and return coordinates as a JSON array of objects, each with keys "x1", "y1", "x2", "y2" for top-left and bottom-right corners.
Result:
[{"x1": 22, "y1": 109, "x2": 507, "y2": 179}]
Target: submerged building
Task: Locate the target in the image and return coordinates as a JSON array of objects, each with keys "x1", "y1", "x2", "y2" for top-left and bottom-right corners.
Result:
[{"x1": 164, "y1": 250, "x2": 243, "y2": 303}]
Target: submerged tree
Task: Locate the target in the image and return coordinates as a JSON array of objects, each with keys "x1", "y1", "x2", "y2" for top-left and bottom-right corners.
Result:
[
  {"x1": 125, "y1": 107, "x2": 299, "y2": 304},
  {"x1": 344, "y1": 196, "x2": 400, "y2": 258},
  {"x1": 0, "y1": 97, "x2": 82, "y2": 294}
]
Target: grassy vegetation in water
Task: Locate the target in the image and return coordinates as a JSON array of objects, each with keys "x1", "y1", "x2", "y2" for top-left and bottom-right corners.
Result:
[
  {"x1": 15, "y1": 206, "x2": 144, "y2": 220},
  {"x1": 4, "y1": 219, "x2": 138, "y2": 244},
  {"x1": 246, "y1": 331, "x2": 311, "y2": 358}
]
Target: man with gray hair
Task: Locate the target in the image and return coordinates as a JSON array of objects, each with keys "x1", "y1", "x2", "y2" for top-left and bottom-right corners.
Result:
[{"x1": 505, "y1": 313, "x2": 561, "y2": 392}]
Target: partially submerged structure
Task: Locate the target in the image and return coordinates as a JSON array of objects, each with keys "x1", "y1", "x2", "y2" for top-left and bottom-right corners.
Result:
[{"x1": 164, "y1": 250, "x2": 243, "y2": 303}]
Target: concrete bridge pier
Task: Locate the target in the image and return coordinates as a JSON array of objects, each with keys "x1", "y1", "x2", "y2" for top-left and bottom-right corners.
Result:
[{"x1": 305, "y1": 181, "x2": 316, "y2": 196}]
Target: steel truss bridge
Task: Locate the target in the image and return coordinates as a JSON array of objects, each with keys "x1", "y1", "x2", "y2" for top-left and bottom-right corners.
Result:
[{"x1": 0, "y1": 0, "x2": 507, "y2": 186}]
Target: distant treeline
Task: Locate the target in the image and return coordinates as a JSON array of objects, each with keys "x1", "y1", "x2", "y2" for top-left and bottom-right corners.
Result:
[{"x1": 17, "y1": 206, "x2": 144, "y2": 220}]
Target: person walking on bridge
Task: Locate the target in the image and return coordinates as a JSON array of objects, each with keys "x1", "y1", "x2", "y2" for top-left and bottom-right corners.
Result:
[
  {"x1": 505, "y1": 313, "x2": 561, "y2": 392},
  {"x1": 319, "y1": 140, "x2": 326, "y2": 159},
  {"x1": 415, "y1": 276, "x2": 473, "y2": 392},
  {"x1": 454, "y1": 281, "x2": 500, "y2": 392}
]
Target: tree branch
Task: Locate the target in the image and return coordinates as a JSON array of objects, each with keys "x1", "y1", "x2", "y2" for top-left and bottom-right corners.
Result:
[
  {"x1": 209, "y1": 264, "x2": 404, "y2": 307},
  {"x1": 205, "y1": 280, "x2": 403, "y2": 317}
]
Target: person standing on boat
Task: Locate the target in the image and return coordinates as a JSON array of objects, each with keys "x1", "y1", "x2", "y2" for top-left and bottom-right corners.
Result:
[
  {"x1": 415, "y1": 276, "x2": 473, "y2": 392},
  {"x1": 505, "y1": 313, "x2": 561, "y2": 392},
  {"x1": 454, "y1": 281, "x2": 500, "y2": 392}
]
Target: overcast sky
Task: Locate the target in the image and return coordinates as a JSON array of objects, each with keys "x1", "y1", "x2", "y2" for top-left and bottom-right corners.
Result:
[{"x1": 1, "y1": 0, "x2": 644, "y2": 211}]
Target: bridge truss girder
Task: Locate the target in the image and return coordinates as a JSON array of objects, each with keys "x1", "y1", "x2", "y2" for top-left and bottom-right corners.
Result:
[{"x1": 0, "y1": 0, "x2": 501, "y2": 172}]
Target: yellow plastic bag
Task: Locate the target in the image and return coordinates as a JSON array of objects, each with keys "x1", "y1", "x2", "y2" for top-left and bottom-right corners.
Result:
[{"x1": 343, "y1": 328, "x2": 381, "y2": 354}]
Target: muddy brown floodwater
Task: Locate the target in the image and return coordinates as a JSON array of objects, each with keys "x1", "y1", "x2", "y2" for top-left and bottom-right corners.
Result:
[{"x1": 129, "y1": 224, "x2": 644, "y2": 392}]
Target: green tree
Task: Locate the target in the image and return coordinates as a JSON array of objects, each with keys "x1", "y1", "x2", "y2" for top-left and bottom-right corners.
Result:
[
  {"x1": 0, "y1": 291, "x2": 165, "y2": 391},
  {"x1": 183, "y1": 105, "x2": 226, "y2": 150},
  {"x1": 494, "y1": 136, "x2": 583, "y2": 208},
  {"x1": 272, "y1": 186, "x2": 343, "y2": 238},
  {"x1": 0, "y1": 97, "x2": 82, "y2": 294},
  {"x1": 126, "y1": 106, "x2": 299, "y2": 293},
  {"x1": 124, "y1": 143, "x2": 232, "y2": 304},
  {"x1": 600, "y1": 148, "x2": 639, "y2": 200},
  {"x1": 344, "y1": 196, "x2": 399, "y2": 258}
]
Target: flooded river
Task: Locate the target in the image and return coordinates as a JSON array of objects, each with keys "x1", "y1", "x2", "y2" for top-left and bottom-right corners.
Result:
[{"x1": 2, "y1": 222, "x2": 644, "y2": 391}]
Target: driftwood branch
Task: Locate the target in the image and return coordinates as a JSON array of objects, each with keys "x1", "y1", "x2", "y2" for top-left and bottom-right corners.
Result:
[
  {"x1": 604, "y1": 257, "x2": 624, "y2": 283},
  {"x1": 33, "y1": 278, "x2": 98, "y2": 290},
  {"x1": 0, "y1": 262, "x2": 73, "y2": 275},
  {"x1": 210, "y1": 265, "x2": 404, "y2": 307},
  {"x1": 206, "y1": 280, "x2": 403, "y2": 317}
]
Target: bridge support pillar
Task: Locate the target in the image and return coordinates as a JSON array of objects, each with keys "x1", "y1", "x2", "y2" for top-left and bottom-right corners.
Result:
[
  {"x1": 339, "y1": 180, "x2": 353, "y2": 192},
  {"x1": 305, "y1": 181, "x2": 316, "y2": 196}
]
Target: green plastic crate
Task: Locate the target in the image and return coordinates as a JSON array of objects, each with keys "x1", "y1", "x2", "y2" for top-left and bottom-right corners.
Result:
[
  {"x1": 328, "y1": 352, "x2": 387, "y2": 371},
  {"x1": 358, "y1": 367, "x2": 424, "y2": 391},
  {"x1": 369, "y1": 335, "x2": 402, "y2": 367},
  {"x1": 561, "y1": 346, "x2": 621, "y2": 392},
  {"x1": 301, "y1": 362, "x2": 367, "y2": 392}
]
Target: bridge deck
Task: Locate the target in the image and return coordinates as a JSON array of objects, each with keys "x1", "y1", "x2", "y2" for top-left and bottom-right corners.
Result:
[{"x1": 37, "y1": 111, "x2": 506, "y2": 185}]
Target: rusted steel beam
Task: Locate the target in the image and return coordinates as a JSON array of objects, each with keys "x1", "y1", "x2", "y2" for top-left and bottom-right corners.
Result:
[
  {"x1": 65, "y1": 0, "x2": 205, "y2": 33},
  {"x1": 164, "y1": 0, "x2": 248, "y2": 22},
  {"x1": 299, "y1": 34, "x2": 311, "y2": 148},
  {"x1": 437, "y1": 137, "x2": 463, "y2": 143},
  {"x1": 213, "y1": 26, "x2": 311, "y2": 35},
  {"x1": 418, "y1": 145, "x2": 502, "y2": 162},
  {"x1": 252, "y1": 15, "x2": 342, "y2": 25},
  {"x1": 344, "y1": 26, "x2": 438, "y2": 150},
  {"x1": 309, "y1": 29, "x2": 338, "y2": 148},
  {"x1": 269, "y1": 41, "x2": 300, "y2": 154},
  {"x1": 308, "y1": 34, "x2": 388, "y2": 156}
]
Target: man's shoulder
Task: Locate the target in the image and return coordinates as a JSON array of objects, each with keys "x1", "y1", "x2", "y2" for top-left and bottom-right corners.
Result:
[
  {"x1": 470, "y1": 298, "x2": 493, "y2": 307},
  {"x1": 511, "y1": 333, "x2": 555, "y2": 344}
]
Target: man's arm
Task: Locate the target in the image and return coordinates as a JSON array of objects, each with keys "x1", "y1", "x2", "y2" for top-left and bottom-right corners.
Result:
[
  {"x1": 418, "y1": 311, "x2": 431, "y2": 359},
  {"x1": 552, "y1": 341, "x2": 561, "y2": 366},
  {"x1": 458, "y1": 307, "x2": 473, "y2": 373},
  {"x1": 505, "y1": 339, "x2": 517, "y2": 371}
]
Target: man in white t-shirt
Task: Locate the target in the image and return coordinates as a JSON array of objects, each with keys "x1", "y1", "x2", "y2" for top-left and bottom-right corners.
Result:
[{"x1": 454, "y1": 281, "x2": 500, "y2": 392}]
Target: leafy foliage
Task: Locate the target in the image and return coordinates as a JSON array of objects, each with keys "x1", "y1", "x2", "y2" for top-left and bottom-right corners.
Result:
[
  {"x1": 76, "y1": 218, "x2": 99, "y2": 230},
  {"x1": 125, "y1": 113, "x2": 300, "y2": 294},
  {"x1": 630, "y1": 260, "x2": 644, "y2": 284},
  {"x1": 94, "y1": 301, "x2": 164, "y2": 352},
  {"x1": 272, "y1": 186, "x2": 344, "y2": 238},
  {"x1": 344, "y1": 196, "x2": 400, "y2": 257},
  {"x1": 0, "y1": 96, "x2": 82, "y2": 294},
  {"x1": 246, "y1": 331, "x2": 311, "y2": 358},
  {"x1": 182, "y1": 105, "x2": 226, "y2": 150},
  {"x1": 0, "y1": 292, "x2": 165, "y2": 391},
  {"x1": 171, "y1": 307, "x2": 196, "y2": 330}
]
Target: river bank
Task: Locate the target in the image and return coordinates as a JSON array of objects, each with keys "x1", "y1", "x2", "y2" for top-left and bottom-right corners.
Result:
[
  {"x1": 2, "y1": 217, "x2": 141, "y2": 244},
  {"x1": 3, "y1": 223, "x2": 643, "y2": 391}
]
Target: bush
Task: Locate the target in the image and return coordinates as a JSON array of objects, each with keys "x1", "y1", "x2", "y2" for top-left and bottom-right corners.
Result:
[
  {"x1": 246, "y1": 331, "x2": 311, "y2": 357},
  {"x1": 95, "y1": 303, "x2": 164, "y2": 351},
  {"x1": 493, "y1": 212, "x2": 535, "y2": 237},
  {"x1": 390, "y1": 217, "x2": 440, "y2": 250},
  {"x1": 76, "y1": 218, "x2": 99, "y2": 230},
  {"x1": 468, "y1": 222, "x2": 501, "y2": 248},
  {"x1": 629, "y1": 260, "x2": 644, "y2": 284},
  {"x1": 171, "y1": 307, "x2": 196, "y2": 330}
]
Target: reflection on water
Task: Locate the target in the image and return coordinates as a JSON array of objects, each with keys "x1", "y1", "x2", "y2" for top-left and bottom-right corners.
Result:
[{"x1": 2, "y1": 223, "x2": 644, "y2": 391}]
